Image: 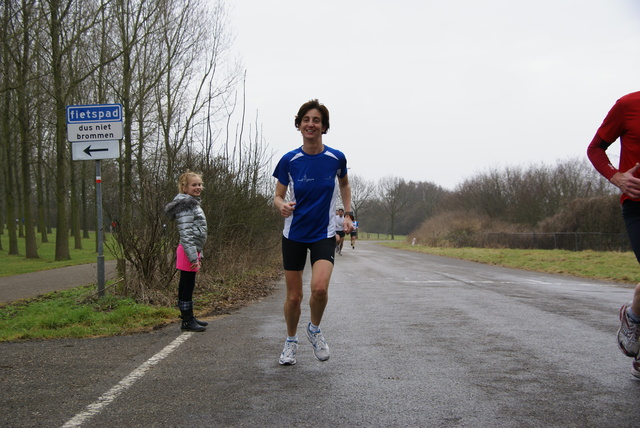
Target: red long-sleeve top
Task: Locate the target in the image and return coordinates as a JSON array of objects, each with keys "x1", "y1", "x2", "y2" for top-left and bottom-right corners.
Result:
[{"x1": 587, "y1": 91, "x2": 640, "y2": 203}]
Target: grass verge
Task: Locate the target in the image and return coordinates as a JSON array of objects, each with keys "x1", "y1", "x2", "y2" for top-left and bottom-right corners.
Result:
[
  {"x1": 383, "y1": 242, "x2": 640, "y2": 285},
  {"x1": 0, "y1": 285, "x2": 176, "y2": 341},
  {"x1": 0, "y1": 261, "x2": 280, "y2": 342},
  {"x1": 0, "y1": 232, "x2": 115, "y2": 277}
]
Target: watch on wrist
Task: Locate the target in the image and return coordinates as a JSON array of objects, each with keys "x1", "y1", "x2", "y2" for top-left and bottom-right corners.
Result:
[{"x1": 344, "y1": 211, "x2": 354, "y2": 220}]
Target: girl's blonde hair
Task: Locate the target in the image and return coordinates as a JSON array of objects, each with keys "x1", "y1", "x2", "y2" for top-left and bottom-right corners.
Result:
[{"x1": 178, "y1": 171, "x2": 203, "y2": 193}]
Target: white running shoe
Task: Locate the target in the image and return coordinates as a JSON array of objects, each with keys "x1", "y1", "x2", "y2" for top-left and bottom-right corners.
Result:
[
  {"x1": 618, "y1": 302, "x2": 640, "y2": 357},
  {"x1": 279, "y1": 340, "x2": 298, "y2": 365},
  {"x1": 632, "y1": 356, "x2": 640, "y2": 379},
  {"x1": 306, "y1": 322, "x2": 330, "y2": 361}
]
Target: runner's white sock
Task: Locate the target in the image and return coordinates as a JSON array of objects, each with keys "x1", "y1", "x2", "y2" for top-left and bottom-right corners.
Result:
[
  {"x1": 308, "y1": 322, "x2": 320, "y2": 333},
  {"x1": 287, "y1": 336, "x2": 298, "y2": 342},
  {"x1": 628, "y1": 307, "x2": 640, "y2": 324}
]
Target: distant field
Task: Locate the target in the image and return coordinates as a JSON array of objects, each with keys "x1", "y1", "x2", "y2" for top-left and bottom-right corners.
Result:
[
  {"x1": 383, "y1": 242, "x2": 640, "y2": 285},
  {"x1": 0, "y1": 230, "x2": 115, "y2": 277},
  {"x1": 358, "y1": 232, "x2": 406, "y2": 241}
]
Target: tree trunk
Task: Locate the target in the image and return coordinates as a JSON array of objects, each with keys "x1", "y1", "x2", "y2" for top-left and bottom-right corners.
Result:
[
  {"x1": 70, "y1": 161, "x2": 82, "y2": 250},
  {"x1": 36, "y1": 101, "x2": 48, "y2": 243},
  {"x1": 18, "y1": 0, "x2": 38, "y2": 258},
  {"x1": 50, "y1": 0, "x2": 70, "y2": 261},
  {"x1": 1, "y1": 0, "x2": 18, "y2": 255}
]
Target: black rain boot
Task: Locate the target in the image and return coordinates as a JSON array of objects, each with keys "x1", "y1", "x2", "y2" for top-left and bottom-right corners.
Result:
[
  {"x1": 194, "y1": 317, "x2": 208, "y2": 327},
  {"x1": 188, "y1": 301, "x2": 208, "y2": 326},
  {"x1": 180, "y1": 310, "x2": 206, "y2": 332}
]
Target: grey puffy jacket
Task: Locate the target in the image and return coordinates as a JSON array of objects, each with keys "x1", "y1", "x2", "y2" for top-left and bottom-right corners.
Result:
[{"x1": 164, "y1": 193, "x2": 207, "y2": 264}]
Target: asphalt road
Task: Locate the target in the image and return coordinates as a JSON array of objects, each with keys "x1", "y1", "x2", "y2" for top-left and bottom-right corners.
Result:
[{"x1": 2, "y1": 242, "x2": 640, "y2": 427}]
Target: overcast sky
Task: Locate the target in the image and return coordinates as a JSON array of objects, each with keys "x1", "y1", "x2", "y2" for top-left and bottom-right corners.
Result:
[{"x1": 226, "y1": 0, "x2": 640, "y2": 189}]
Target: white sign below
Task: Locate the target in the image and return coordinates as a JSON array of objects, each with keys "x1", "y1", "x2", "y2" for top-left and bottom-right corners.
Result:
[
  {"x1": 67, "y1": 122, "x2": 123, "y2": 142},
  {"x1": 72, "y1": 140, "x2": 120, "y2": 161}
]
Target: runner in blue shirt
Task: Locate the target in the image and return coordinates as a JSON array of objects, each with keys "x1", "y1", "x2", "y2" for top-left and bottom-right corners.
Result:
[
  {"x1": 273, "y1": 99, "x2": 354, "y2": 365},
  {"x1": 350, "y1": 219, "x2": 359, "y2": 249}
]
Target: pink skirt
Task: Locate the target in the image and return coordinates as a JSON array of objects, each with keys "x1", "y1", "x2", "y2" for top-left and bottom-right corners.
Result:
[{"x1": 176, "y1": 244, "x2": 200, "y2": 272}]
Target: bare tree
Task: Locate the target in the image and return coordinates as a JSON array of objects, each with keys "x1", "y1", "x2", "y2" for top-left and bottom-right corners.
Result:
[
  {"x1": 34, "y1": 63, "x2": 50, "y2": 244},
  {"x1": 14, "y1": 0, "x2": 39, "y2": 257},
  {"x1": 155, "y1": 0, "x2": 238, "y2": 180},
  {"x1": 401, "y1": 180, "x2": 448, "y2": 234},
  {"x1": 452, "y1": 167, "x2": 509, "y2": 221},
  {"x1": 378, "y1": 176, "x2": 411, "y2": 239},
  {"x1": 112, "y1": 0, "x2": 163, "y2": 220},
  {"x1": 1, "y1": 0, "x2": 20, "y2": 255},
  {"x1": 349, "y1": 173, "x2": 375, "y2": 221},
  {"x1": 42, "y1": 0, "x2": 115, "y2": 260}
]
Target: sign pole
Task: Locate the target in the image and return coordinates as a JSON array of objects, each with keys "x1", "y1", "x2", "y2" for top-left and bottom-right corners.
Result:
[
  {"x1": 66, "y1": 103, "x2": 122, "y2": 297},
  {"x1": 95, "y1": 160, "x2": 105, "y2": 297}
]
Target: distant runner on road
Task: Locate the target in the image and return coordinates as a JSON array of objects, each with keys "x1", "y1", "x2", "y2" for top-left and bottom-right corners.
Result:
[
  {"x1": 335, "y1": 208, "x2": 345, "y2": 255},
  {"x1": 350, "y1": 219, "x2": 359, "y2": 249}
]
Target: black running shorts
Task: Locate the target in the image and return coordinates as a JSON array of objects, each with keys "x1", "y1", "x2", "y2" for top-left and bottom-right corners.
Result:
[
  {"x1": 623, "y1": 200, "x2": 640, "y2": 264},
  {"x1": 281, "y1": 236, "x2": 336, "y2": 271}
]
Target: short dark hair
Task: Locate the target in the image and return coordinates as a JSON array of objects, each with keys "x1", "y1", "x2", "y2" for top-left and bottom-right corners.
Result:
[{"x1": 294, "y1": 99, "x2": 330, "y2": 134}]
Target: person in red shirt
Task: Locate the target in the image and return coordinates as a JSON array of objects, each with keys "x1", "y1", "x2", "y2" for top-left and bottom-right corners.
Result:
[{"x1": 588, "y1": 91, "x2": 640, "y2": 378}]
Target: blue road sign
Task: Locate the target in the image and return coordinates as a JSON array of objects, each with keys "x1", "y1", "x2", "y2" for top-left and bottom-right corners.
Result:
[
  {"x1": 66, "y1": 104, "x2": 123, "y2": 142},
  {"x1": 66, "y1": 104, "x2": 122, "y2": 124}
]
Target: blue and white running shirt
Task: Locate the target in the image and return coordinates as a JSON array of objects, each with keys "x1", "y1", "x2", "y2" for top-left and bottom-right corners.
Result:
[{"x1": 273, "y1": 145, "x2": 348, "y2": 243}]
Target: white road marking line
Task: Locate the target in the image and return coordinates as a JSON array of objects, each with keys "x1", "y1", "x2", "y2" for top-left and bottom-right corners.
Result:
[{"x1": 61, "y1": 332, "x2": 194, "y2": 428}]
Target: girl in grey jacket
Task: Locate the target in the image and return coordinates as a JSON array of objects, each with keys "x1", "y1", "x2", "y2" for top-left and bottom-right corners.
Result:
[{"x1": 165, "y1": 171, "x2": 208, "y2": 332}]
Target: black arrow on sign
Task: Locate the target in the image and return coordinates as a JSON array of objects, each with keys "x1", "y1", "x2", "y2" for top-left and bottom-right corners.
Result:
[{"x1": 83, "y1": 145, "x2": 109, "y2": 156}]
